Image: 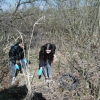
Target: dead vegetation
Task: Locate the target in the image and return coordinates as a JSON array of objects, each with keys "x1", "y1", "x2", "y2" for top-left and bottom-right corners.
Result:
[{"x1": 0, "y1": 0, "x2": 100, "y2": 100}]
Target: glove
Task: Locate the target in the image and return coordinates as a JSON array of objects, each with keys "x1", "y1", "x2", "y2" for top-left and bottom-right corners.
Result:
[
  {"x1": 38, "y1": 67, "x2": 43, "y2": 76},
  {"x1": 15, "y1": 64, "x2": 20, "y2": 70},
  {"x1": 23, "y1": 58, "x2": 27, "y2": 64}
]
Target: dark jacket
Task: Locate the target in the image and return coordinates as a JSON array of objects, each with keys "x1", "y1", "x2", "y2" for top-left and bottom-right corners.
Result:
[
  {"x1": 9, "y1": 42, "x2": 25, "y2": 64},
  {"x1": 39, "y1": 43, "x2": 56, "y2": 67}
]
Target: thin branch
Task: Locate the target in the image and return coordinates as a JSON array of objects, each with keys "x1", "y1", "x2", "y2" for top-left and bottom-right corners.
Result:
[
  {"x1": 27, "y1": 16, "x2": 45, "y2": 96},
  {"x1": 3, "y1": 36, "x2": 21, "y2": 51},
  {"x1": 16, "y1": 30, "x2": 24, "y2": 44}
]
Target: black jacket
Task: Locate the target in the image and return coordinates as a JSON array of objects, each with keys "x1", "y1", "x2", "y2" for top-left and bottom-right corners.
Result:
[{"x1": 9, "y1": 42, "x2": 25, "y2": 64}]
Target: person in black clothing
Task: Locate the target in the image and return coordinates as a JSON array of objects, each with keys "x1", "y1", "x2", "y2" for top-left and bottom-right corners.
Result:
[
  {"x1": 39, "y1": 43, "x2": 56, "y2": 82},
  {"x1": 9, "y1": 38, "x2": 33, "y2": 85}
]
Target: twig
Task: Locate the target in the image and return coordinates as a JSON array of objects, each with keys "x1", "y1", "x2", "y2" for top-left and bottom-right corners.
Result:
[
  {"x1": 28, "y1": 16, "x2": 45, "y2": 66},
  {"x1": 27, "y1": 16, "x2": 45, "y2": 99},
  {"x1": 16, "y1": 30, "x2": 24, "y2": 44},
  {"x1": 97, "y1": 96, "x2": 100, "y2": 100},
  {"x1": 3, "y1": 36, "x2": 21, "y2": 50},
  {"x1": 0, "y1": 36, "x2": 3, "y2": 42}
]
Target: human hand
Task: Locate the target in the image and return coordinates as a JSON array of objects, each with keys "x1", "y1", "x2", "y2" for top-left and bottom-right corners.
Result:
[
  {"x1": 23, "y1": 58, "x2": 27, "y2": 64},
  {"x1": 53, "y1": 54, "x2": 57, "y2": 63},
  {"x1": 15, "y1": 64, "x2": 20, "y2": 70},
  {"x1": 38, "y1": 67, "x2": 43, "y2": 76}
]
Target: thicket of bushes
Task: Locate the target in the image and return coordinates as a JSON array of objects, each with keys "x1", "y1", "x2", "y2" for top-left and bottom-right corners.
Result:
[{"x1": 0, "y1": 0, "x2": 100, "y2": 99}]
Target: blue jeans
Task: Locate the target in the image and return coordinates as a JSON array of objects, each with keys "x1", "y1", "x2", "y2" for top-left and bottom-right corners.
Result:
[
  {"x1": 10, "y1": 59, "x2": 28, "y2": 77},
  {"x1": 43, "y1": 61, "x2": 52, "y2": 79}
]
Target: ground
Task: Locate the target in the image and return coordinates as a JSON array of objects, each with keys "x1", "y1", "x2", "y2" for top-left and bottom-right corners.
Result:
[{"x1": 0, "y1": 49, "x2": 99, "y2": 100}]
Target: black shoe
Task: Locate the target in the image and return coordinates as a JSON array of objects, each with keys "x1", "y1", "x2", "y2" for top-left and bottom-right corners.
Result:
[{"x1": 38, "y1": 75, "x2": 41, "y2": 79}]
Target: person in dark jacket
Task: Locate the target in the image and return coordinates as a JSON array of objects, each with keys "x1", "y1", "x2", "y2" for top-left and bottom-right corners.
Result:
[
  {"x1": 39, "y1": 43, "x2": 56, "y2": 82},
  {"x1": 9, "y1": 38, "x2": 33, "y2": 85}
]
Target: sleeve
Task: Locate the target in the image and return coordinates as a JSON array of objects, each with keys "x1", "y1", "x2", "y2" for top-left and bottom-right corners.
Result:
[
  {"x1": 39, "y1": 60, "x2": 44, "y2": 67},
  {"x1": 9, "y1": 47, "x2": 17, "y2": 65},
  {"x1": 18, "y1": 47, "x2": 25, "y2": 60},
  {"x1": 11, "y1": 58, "x2": 16, "y2": 65},
  {"x1": 17, "y1": 43, "x2": 26, "y2": 60}
]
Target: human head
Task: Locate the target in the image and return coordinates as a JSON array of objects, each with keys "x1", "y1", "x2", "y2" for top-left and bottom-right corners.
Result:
[
  {"x1": 17, "y1": 38, "x2": 25, "y2": 49},
  {"x1": 18, "y1": 38, "x2": 22, "y2": 44},
  {"x1": 45, "y1": 43, "x2": 52, "y2": 54},
  {"x1": 19, "y1": 43, "x2": 24, "y2": 49}
]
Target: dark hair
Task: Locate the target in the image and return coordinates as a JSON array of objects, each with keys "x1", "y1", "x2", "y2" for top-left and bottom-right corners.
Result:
[
  {"x1": 18, "y1": 38, "x2": 22, "y2": 43},
  {"x1": 39, "y1": 43, "x2": 56, "y2": 63}
]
